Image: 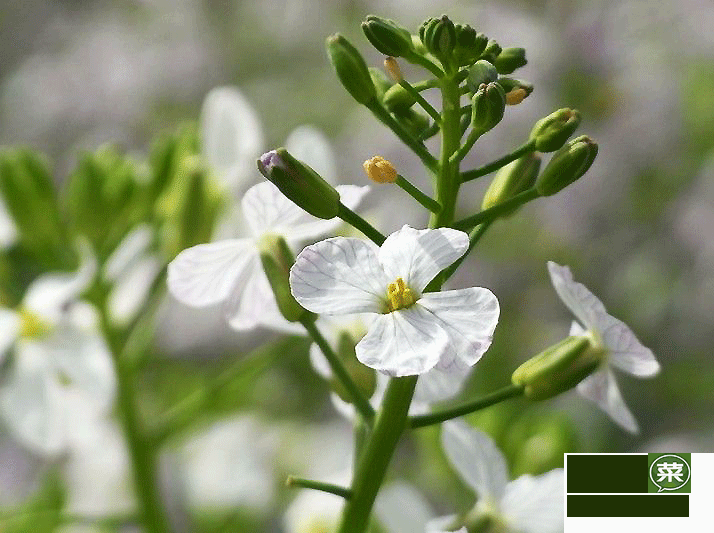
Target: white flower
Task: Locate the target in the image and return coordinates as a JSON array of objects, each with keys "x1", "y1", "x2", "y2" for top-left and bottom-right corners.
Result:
[
  {"x1": 0, "y1": 194, "x2": 17, "y2": 250},
  {"x1": 547, "y1": 261, "x2": 660, "y2": 433},
  {"x1": 168, "y1": 181, "x2": 369, "y2": 332},
  {"x1": 431, "y1": 420, "x2": 564, "y2": 533},
  {"x1": 290, "y1": 225, "x2": 500, "y2": 376},
  {"x1": 309, "y1": 315, "x2": 474, "y2": 418},
  {"x1": 0, "y1": 256, "x2": 116, "y2": 456}
]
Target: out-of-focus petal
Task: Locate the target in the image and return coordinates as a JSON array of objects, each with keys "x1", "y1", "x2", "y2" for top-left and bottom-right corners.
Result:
[
  {"x1": 413, "y1": 366, "x2": 471, "y2": 405},
  {"x1": 285, "y1": 125, "x2": 337, "y2": 184},
  {"x1": 290, "y1": 237, "x2": 386, "y2": 315},
  {"x1": 167, "y1": 238, "x2": 254, "y2": 308},
  {"x1": 0, "y1": 194, "x2": 17, "y2": 250},
  {"x1": 547, "y1": 261, "x2": 607, "y2": 331},
  {"x1": 379, "y1": 226, "x2": 469, "y2": 293},
  {"x1": 0, "y1": 309, "x2": 20, "y2": 362},
  {"x1": 108, "y1": 255, "x2": 162, "y2": 326},
  {"x1": 200, "y1": 87, "x2": 263, "y2": 188},
  {"x1": 577, "y1": 368, "x2": 639, "y2": 433},
  {"x1": 356, "y1": 308, "x2": 447, "y2": 376},
  {"x1": 426, "y1": 515, "x2": 467, "y2": 533},
  {"x1": 441, "y1": 420, "x2": 509, "y2": 501},
  {"x1": 501, "y1": 469, "x2": 564, "y2": 533},
  {"x1": 375, "y1": 482, "x2": 434, "y2": 533},
  {"x1": 102, "y1": 224, "x2": 154, "y2": 282},
  {"x1": 418, "y1": 287, "x2": 499, "y2": 370},
  {"x1": 598, "y1": 314, "x2": 660, "y2": 377}
]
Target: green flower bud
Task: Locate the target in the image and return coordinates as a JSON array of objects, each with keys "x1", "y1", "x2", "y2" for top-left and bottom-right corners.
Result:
[
  {"x1": 479, "y1": 39, "x2": 502, "y2": 63},
  {"x1": 326, "y1": 34, "x2": 376, "y2": 105},
  {"x1": 529, "y1": 108, "x2": 582, "y2": 152},
  {"x1": 481, "y1": 153, "x2": 541, "y2": 213},
  {"x1": 368, "y1": 67, "x2": 393, "y2": 102},
  {"x1": 420, "y1": 15, "x2": 456, "y2": 63},
  {"x1": 471, "y1": 81, "x2": 506, "y2": 134},
  {"x1": 452, "y1": 24, "x2": 488, "y2": 66},
  {"x1": 393, "y1": 107, "x2": 430, "y2": 138},
  {"x1": 257, "y1": 148, "x2": 340, "y2": 219},
  {"x1": 466, "y1": 60, "x2": 498, "y2": 93},
  {"x1": 331, "y1": 331, "x2": 377, "y2": 403},
  {"x1": 258, "y1": 234, "x2": 313, "y2": 323},
  {"x1": 383, "y1": 84, "x2": 416, "y2": 112},
  {"x1": 512, "y1": 335, "x2": 605, "y2": 400},
  {"x1": 493, "y1": 47, "x2": 527, "y2": 74},
  {"x1": 362, "y1": 15, "x2": 414, "y2": 57},
  {"x1": 535, "y1": 135, "x2": 598, "y2": 196}
]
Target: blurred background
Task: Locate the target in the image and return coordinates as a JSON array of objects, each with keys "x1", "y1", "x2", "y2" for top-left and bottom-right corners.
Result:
[{"x1": 1, "y1": 0, "x2": 713, "y2": 531}]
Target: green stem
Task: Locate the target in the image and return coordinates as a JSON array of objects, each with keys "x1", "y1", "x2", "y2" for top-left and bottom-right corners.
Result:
[
  {"x1": 409, "y1": 384, "x2": 524, "y2": 428},
  {"x1": 418, "y1": 121, "x2": 440, "y2": 141},
  {"x1": 336, "y1": 376, "x2": 418, "y2": 533},
  {"x1": 302, "y1": 319, "x2": 375, "y2": 424},
  {"x1": 366, "y1": 101, "x2": 438, "y2": 173},
  {"x1": 461, "y1": 139, "x2": 537, "y2": 183},
  {"x1": 452, "y1": 187, "x2": 540, "y2": 231},
  {"x1": 395, "y1": 175, "x2": 441, "y2": 213},
  {"x1": 412, "y1": 78, "x2": 441, "y2": 91},
  {"x1": 399, "y1": 80, "x2": 441, "y2": 124},
  {"x1": 337, "y1": 202, "x2": 386, "y2": 246},
  {"x1": 286, "y1": 476, "x2": 353, "y2": 499},
  {"x1": 403, "y1": 51, "x2": 445, "y2": 78},
  {"x1": 451, "y1": 127, "x2": 483, "y2": 164}
]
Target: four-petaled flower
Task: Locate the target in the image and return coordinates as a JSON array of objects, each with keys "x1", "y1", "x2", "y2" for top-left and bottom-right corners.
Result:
[
  {"x1": 547, "y1": 261, "x2": 660, "y2": 433},
  {"x1": 290, "y1": 225, "x2": 500, "y2": 376},
  {"x1": 429, "y1": 421, "x2": 564, "y2": 533}
]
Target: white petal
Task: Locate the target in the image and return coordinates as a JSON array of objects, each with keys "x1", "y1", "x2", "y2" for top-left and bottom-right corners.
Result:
[
  {"x1": 375, "y1": 482, "x2": 434, "y2": 533},
  {"x1": 0, "y1": 309, "x2": 20, "y2": 362},
  {"x1": 108, "y1": 255, "x2": 162, "y2": 326},
  {"x1": 200, "y1": 86, "x2": 263, "y2": 187},
  {"x1": 501, "y1": 469, "x2": 564, "y2": 533},
  {"x1": 577, "y1": 368, "x2": 639, "y2": 433},
  {"x1": 426, "y1": 515, "x2": 467, "y2": 533},
  {"x1": 103, "y1": 224, "x2": 154, "y2": 281},
  {"x1": 414, "y1": 365, "x2": 472, "y2": 405},
  {"x1": 285, "y1": 125, "x2": 337, "y2": 183},
  {"x1": 356, "y1": 308, "x2": 447, "y2": 376},
  {"x1": 23, "y1": 249, "x2": 97, "y2": 323},
  {"x1": 441, "y1": 420, "x2": 508, "y2": 501},
  {"x1": 0, "y1": 194, "x2": 17, "y2": 249},
  {"x1": 597, "y1": 314, "x2": 659, "y2": 377},
  {"x1": 290, "y1": 237, "x2": 387, "y2": 315},
  {"x1": 379, "y1": 226, "x2": 469, "y2": 293},
  {"x1": 569, "y1": 320, "x2": 587, "y2": 336},
  {"x1": 167, "y1": 239, "x2": 255, "y2": 307},
  {"x1": 547, "y1": 261, "x2": 607, "y2": 331},
  {"x1": 418, "y1": 288, "x2": 500, "y2": 370}
]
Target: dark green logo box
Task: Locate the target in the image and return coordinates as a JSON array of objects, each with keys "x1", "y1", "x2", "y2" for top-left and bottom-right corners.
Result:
[{"x1": 648, "y1": 453, "x2": 691, "y2": 493}]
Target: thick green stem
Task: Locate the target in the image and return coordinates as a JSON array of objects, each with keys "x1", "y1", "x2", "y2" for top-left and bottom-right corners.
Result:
[
  {"x1": 302, "y1": 319, "x2": 375, "y2": 423},
  {"x1": 452, "y1": 187, "x2": 540, "y2": 231},
  {"x1": 409, "y1": 384, "x2": 524, "y2": 428},
  {"x1": 336, "y1": 376, "x2": 418, "y2": 533},
  {"x1": 461, "y1": 139, "x2": 537, "y2": 183},
  {"x1": 337, "y1": 202, "x2": 386, "y2": 246}
]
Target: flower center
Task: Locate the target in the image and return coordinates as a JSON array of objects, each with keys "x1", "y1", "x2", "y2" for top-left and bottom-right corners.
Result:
[
  {"x1": 386, "y1": 277, "x2": 416, "y2": 312},
  {"x1": 18, "y1": 308, "x2": 51, "y2": 339}
]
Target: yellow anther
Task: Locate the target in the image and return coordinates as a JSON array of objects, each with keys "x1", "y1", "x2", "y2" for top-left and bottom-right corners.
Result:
[
  {"x1": 19, "y1": 308, "x2": 51, "y2": 339},
  {"x1": 383, "y1": 56, "x2": 403, "y2": 82},
  {"x1": 506, "y1": 88, "x2": 528, "y2": 105},
  {"x1": 386, "y1": 277, "x2": 416, "y2": 312},
  {"x1": 363, "y1": 155, "x2": 398, "y2": 184}
]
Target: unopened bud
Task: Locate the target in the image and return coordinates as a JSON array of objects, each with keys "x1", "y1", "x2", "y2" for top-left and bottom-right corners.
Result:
[
  {"x1": 394, "y1": 107, "x2": 430, "y2": 138},
  {"x1": 493, "y1": 47, "x2": 527, "y2": 74},
  {"x1": 383, "y1": 84, "x2": 415, "y2": 111},
  {"x1": 258, "y1": 234, "x2": 313, "y2": 323},
  {"x1": 513, "y1": 336, "x2": 604, "y2": 400},
  {"x1": 368, "y1": 67, "x2": 393, "y2": 101},
  {"x1": 471, "y1": 82, "x2": 506, "y2": 134},
  {"x1": 498, "y1": 77, "x2": 533, "y2": 100},
  {"x1": 535, "y1": 135, "x2": 598, "y2": 196},
  {"x1": 530, "y1": 108, "x2": 582, "y2": 152},
  {"x1": 506, "y1": 88, "x2": 528, "y2": 105},
  {"x1": 466, "y1": 60, "x2": 499, "y2": 93},
  {"x1": 420, "y1": 15, "x2": 456, "y2": 63},
  {"x1": 362, "y1": 15, "x2": 414, "y2": 58},
  {"x1": 479, "y1": 39, "x2": 502, "y2": 63},
  {"x1": 481, "y1": 153, "x2": 541, "y2": 213},
  {"x1": 326, "y1": 34, "x2": 376, "y2": 105},
  {"x1": 258, "y1": 148, "x2": 340, "y2": 219},
  {"x1": 383, "y1": 57, "x2": 403, "y2": 82},
  {"x1": 363, "y1": 156, "x2": 398, "y2": 184},
  {"x1": 453, "y1": 24, "x2": 488, "y2": 66}
]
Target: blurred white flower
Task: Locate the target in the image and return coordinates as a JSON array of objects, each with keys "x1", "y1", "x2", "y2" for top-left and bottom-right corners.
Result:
[
  {"x1": 431, "y1": 420, "x2": 564, "y2": 533},
  {"x1": 0, "y1": 194, "x2": 18, "y2": 250},
  {"x1": 548, "y1": 261, "x2": 660, "y2": 433},
  {"x1": 0, "y1": 254, "x2": 116, "y2": 456},
  {"x1": 168, "y1": 180, "x2": 368, "y2": 333},
  {"x1": 283, "y1": 469, "x2": 350, "y2": 533},
  {"x1": 290, "y1": 225, "x2": 500, "y2": 376}
]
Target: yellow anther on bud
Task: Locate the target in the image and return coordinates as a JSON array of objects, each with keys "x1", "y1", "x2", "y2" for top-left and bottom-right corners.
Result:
[
  {"x1": 505, "y1": 88, "x2": 528, "y2": 105},
  {"x1": 363, "y1": 155, "x2": 398, "y2": 184},
  {"x1": 386, "y1": 277, "x2": 416, "y2": 311},
  {"x1": 383, "y1": 56, "x2": 403, "y2": 82},
  {"x1": 19, "y1": 308, "x2": 51, "y2": 339}
]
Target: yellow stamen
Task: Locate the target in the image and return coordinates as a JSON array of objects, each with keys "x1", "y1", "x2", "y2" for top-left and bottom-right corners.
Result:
[
  {"x1": 363, "y1": 155, "x2": 398, "y2": 184},
  {"x1": 19, "y1": 308, "x2": 51, "y2": 339},
  {"x1": 386, "y1": 277, "x2": 416, "y2": 312},
  {"x1": 506, "y1": 88, "x2": 528, "y2": 105},
  {"x1": 383, "y1": 56, "x2": 403, "y2": 82}
]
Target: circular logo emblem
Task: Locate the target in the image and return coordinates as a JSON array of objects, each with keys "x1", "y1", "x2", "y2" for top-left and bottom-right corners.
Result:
[{"x1": 649, "y1": 454, "x2": 690, "y2": 492}]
